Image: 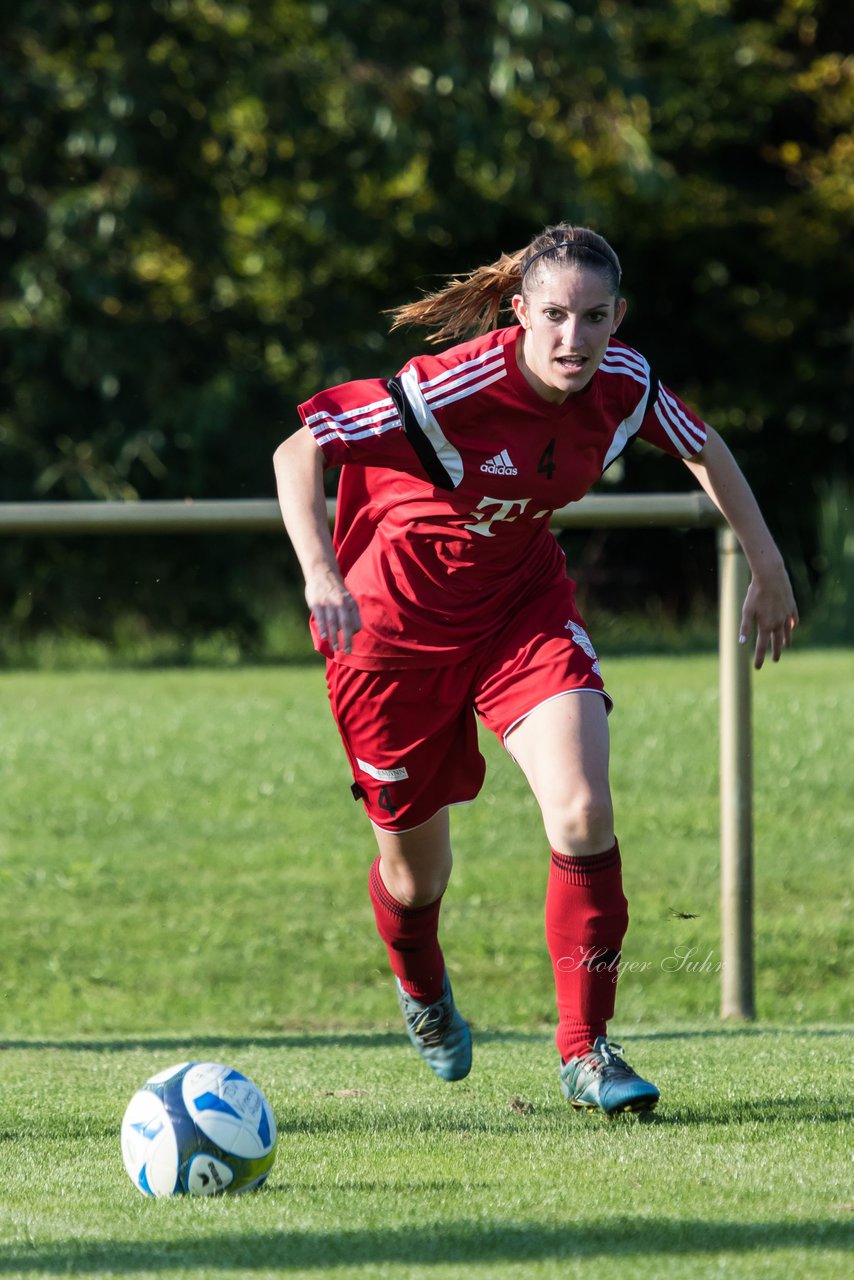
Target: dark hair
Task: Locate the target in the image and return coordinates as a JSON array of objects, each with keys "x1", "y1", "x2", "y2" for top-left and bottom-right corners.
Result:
[{"x1": 387, "y1": 224, "x2": 622, "y2": 344}]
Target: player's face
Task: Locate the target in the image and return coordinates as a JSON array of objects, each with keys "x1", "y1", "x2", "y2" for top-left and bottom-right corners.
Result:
[{"x1": 512, "y1": 266, "x2": 627, "y2": 403}]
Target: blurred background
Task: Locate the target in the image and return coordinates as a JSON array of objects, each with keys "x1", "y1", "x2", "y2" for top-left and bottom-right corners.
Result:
[{"x1": 1, "y1": 0, "x2": 851, "y2": 666}]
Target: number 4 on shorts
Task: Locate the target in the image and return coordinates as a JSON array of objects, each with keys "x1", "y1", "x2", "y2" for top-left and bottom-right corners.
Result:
[{"x1": 378, "y1": 786, "x2": 397, "y2": 819}]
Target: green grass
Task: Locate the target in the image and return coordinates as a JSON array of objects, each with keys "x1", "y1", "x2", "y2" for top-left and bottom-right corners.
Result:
[
  {"x1": 1, "y1": 1031, "x2": 851, "y2": 1279},
  {"x1": 0, "y1": 650, "x2": 851, "y2": 1278}
]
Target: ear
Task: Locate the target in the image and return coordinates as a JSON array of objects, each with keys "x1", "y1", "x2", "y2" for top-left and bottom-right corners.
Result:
[
  {"x1": 611, "y1": 296, "x2": 627, "y2": 334},
  {"x1": 511, "y1": 293, "x2": 528, "y2": 328}
]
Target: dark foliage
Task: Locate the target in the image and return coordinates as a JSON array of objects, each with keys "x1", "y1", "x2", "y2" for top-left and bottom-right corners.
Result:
[{"x1": 1, "y1": 1, "x2": 850, "y2": 647}]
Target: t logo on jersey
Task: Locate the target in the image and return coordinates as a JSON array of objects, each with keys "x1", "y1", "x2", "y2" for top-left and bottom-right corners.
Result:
[{"x1": 464, "y1": 496, "x2": 530, "y2": 537}]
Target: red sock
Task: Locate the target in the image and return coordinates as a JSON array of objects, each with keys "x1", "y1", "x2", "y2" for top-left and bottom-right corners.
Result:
[
  {"x1": 368, "y1": 856, "x2": 445, "y2": 1004},
  {"x1": 545, "y1": 840, "x2": 629, "y2": 1063}
]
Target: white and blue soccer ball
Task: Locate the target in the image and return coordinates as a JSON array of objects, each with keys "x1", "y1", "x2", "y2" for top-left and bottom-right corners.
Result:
[{"x1": 121, "y1": 1061, "x2": 277, "y2": 1197}]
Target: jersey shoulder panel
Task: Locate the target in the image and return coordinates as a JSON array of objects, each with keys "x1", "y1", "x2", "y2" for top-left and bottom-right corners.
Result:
[
  {"x1": 600, "y1": 339, "x2": 706, "y2": 459},
  {"x1": 595, "y1": 339, "x2": 657, "y2": 471},
  {"x1": 399, "y1": 326, "x2": 517, "y2": 389},
  {"x1": 599, "y1": 338, "x2": 654, "y2": 396},
  {"x1": 389, "y1": 327, "x2": 518, "y2": 490}
]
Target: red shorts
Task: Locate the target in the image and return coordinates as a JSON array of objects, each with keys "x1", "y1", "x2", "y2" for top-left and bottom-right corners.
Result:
[{"x1": 325, "y1": 579, "x2": 611, "y2": 832}]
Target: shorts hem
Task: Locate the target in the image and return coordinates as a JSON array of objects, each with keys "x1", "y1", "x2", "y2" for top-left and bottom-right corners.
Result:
[
  {"x1": 501, "y1": 687, "x2": 613, "y2": 750},
  {"x1": 368, "y1": 798, "x2": 475, "y2": 836}
]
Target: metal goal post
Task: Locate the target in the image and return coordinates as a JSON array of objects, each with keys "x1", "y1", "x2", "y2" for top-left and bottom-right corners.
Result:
[{"x1": 1, "y1": 494, "x2": 754, "y2": 1019}]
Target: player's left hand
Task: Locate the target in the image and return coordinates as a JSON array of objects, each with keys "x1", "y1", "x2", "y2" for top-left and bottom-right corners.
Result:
[{"x1": 739, "y1": 563, "x2": 798, "y2": 669}]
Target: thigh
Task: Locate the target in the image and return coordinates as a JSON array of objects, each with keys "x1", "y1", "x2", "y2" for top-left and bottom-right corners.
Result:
[
  {"x1": 507, "y1": 691, "x2": 614, "y2": 855},
  {"x1": 505, "y1": 688, "x2": 612, "y2": 815},
  {"x1": 474, "y1": 578, "x2": 612, "y2": 748},
  {"x1": 474, "y1": 579, "x2": 614, "y2": 852},
  {"x1": 325, "y1": 660, "x2": 486, "y2": 833}
]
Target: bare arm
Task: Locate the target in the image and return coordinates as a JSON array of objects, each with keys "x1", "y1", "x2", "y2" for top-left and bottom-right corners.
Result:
[
  {"x1": 683, "y1": 426, "x2": 798, "y2": 668},
  {"x1": 273, "y1": 427, "x2": 361, "y2": 654}
]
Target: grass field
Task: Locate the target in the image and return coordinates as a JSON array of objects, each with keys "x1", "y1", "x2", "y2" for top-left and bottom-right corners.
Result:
[{"x1": 1, "y1": 650, "x2": 851, "y2": 1278}]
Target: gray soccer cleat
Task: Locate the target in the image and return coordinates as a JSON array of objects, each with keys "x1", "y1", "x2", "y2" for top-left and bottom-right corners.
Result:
[
  {"x1": 395, "y1": 974, "x2": 472, "y2": 1082},
  {"x1": 560, "y1": 1036, "x2": 659, "y2": 1115}
]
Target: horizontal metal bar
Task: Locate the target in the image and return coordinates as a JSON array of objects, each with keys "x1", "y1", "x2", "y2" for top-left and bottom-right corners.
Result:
[
  {"x1": 0, "y1": 492, "x2": 722, "y2": 536},
  {"x1": 550, "y1": 492, "x2": 721, "y2": 528},
  {"x1": 0, "y1": 499, "x2": 286, "y2": 536}
]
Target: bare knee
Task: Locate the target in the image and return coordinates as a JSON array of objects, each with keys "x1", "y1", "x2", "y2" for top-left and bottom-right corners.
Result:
[
  {"x1": 542, "y1": 792, "x2": 615, "y2": 856},
  {"x1": 381, "y1": 858, "x2": 450, "y2": 908},
  {"x1": 373, "y1": 812, "x2": 453, "y2": 907}
]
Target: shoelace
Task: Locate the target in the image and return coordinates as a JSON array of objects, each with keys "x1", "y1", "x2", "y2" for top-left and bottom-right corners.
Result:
[
  {"x1": 580, "y1": 1041, "x2": 636, "y2": 1077},
  {"x1": 410, "y1": 1003, "x2": 453, "y2": 1047}
]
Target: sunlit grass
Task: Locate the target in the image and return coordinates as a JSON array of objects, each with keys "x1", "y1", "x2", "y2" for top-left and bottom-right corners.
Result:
[{"x1": 0, "y1": 653, "x2": 851, "y2": 1278}]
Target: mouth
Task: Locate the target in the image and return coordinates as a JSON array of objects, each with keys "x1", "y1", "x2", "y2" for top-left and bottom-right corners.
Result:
[{"x1": 554, "y1": 355, "x2": 588, "y2": 376}]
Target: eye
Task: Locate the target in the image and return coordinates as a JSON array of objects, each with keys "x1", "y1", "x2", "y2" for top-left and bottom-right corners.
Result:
[
  {"x1": 543, "y1": 308, "x2": 564, "y2": 321},
  {"x1": 588, "y1": 311, "x2": 608, "y2": 323}
]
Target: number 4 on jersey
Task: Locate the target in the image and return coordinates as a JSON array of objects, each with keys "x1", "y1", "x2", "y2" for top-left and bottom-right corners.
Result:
[{"x1": 538, "y1": 438, "x2": 557, "y2": 480}]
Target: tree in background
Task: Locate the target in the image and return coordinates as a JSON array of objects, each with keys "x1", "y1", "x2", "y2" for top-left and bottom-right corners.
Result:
[{"x1": 0, "y1": 0, "x2": 850, "y2": 650}]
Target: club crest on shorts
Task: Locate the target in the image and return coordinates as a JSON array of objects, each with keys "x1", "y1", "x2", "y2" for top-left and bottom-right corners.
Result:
[{"x1": 565, "y1": 620, "x2": 601, "y2": 674}]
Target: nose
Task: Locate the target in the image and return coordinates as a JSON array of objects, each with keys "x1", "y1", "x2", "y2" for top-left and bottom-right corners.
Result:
[{"x1": 560, "y1": 316, "x2": 583, "y2": 350}]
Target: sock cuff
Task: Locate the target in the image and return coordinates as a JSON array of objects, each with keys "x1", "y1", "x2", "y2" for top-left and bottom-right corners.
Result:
[
  {"x1": 368, "y1": 856, "x2": 444, "y2": 919},
  {"x1": 549, "y1": 840, "x2": 621, "y2": 885}
]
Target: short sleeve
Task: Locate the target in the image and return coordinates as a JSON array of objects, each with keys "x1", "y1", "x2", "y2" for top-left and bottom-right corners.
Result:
[
  {"x1": 638, "y1": 381, "x2": 707, "y2": 459},
  {"x1": 297, "y1": 377, "x2": 411, "y2": 469}
]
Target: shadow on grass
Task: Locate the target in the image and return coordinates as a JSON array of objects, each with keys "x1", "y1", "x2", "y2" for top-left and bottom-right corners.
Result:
[
  {"x1": 0, "y1": 1031, "x2": 409, "y2": 1053},
  {"x1": 625, "y1": 1027, "x2": 853, "y2": 1041},
  {"x1": 2, "y1": 1089, "x2": 848, "y2": 1144},
  {"x1": 2, "y1": 1025, "x2": 851, "y2": 1054},
  {"x1": 628, "y1": 1099, "x2": 854, "y2": 1127},
  {"x1": 1, "y1": 1218, "x2": 851, "y2": 1272}
]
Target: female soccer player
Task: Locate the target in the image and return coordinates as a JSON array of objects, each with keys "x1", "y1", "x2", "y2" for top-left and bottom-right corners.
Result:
[{"x1": 273, "y1": 225, "x2": 797, "y2": 1115}]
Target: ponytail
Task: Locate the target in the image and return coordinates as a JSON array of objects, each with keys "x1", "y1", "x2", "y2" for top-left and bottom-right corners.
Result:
[
  {"x1": 386, "y1": 248, "x2": 527, "y2": 346},
  {"x1": 386, "y1": 224, "x2": 621, "y2": 345}
]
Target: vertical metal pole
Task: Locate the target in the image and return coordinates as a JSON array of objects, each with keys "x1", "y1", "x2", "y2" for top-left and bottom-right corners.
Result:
[{"x1": 718, "y1": 525, "x2": 755, "y2": 1019}]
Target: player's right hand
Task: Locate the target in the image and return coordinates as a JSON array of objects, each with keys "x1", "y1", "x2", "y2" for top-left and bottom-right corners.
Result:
[{"x1": 305, "y1": 568, "x2": 362, "y2": 655}]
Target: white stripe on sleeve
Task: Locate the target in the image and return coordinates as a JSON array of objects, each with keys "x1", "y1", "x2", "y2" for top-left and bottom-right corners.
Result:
[
  {"x1": 653, "y1": 401, "x2": 692, "y2": 457},
  {"x1": 657, "y1": 386, "x2": 706, "y2": 451}
]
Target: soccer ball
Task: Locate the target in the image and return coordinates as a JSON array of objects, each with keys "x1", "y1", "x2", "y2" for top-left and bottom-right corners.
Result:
[{"x1": 121, "y1": 1061, "x2": 277, "y2": 1197}]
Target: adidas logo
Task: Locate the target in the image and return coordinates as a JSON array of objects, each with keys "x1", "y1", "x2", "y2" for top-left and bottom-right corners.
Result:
[{"x1": 480, "y1": 449, "x2": 518, "y2": 476}]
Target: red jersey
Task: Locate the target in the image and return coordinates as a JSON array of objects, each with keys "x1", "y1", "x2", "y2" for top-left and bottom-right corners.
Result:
[{"x1": 297, "y1": 325, "x2": 707, "y2": 668}]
